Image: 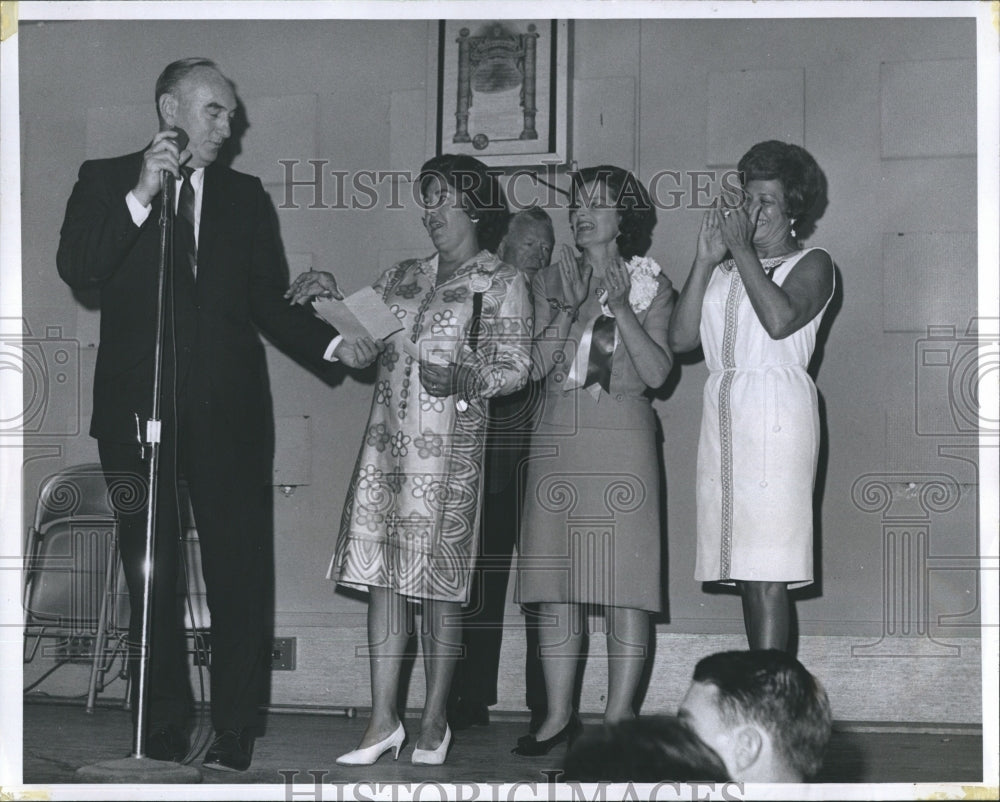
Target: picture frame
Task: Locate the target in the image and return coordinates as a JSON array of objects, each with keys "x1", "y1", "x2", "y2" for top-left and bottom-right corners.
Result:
[{"x1": 427, "y1": 19, "x2": 570, "y2": 167}]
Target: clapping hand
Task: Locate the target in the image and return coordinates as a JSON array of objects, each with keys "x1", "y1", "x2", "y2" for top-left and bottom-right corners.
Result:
[
  {"x1": 717, "y1": 198, "x2": 760, "y2": 254},
  {"x1": 696, "y1": 202, "x2": 730, "y2": 267},
  {"x1": 601, "y1": 258, "x2": 632, "y2": 315},
  {"x1": 285, "y1": 270, "x2": 344, "y2": 305},
  {"x1": 557, "y1": 244, "x2": 592, "y2": 313},
  {"x1": 333, "y1": 336, "x2": 383, "y2": 368}
]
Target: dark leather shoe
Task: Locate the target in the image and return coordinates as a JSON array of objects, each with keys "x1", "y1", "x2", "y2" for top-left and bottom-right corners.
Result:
[
  {"x1": 449, "y1": 700, "x2": 490, "y2": 730},
  {"x1": 512, "y1": 714, "x2": 582, "y2": 756},
  {"x1": 528, "y1": 707, "x2": 547, "y2": 736},
  {"x1": 145, "y1": 724, "x2": 188, "y2": 762},
  {"x1": 202, "y1": 728, "x2": 254, "y2": 772}
]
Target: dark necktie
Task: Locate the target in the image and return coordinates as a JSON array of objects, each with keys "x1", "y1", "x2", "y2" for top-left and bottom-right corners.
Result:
[
  {"x1": 584, "y1": 314, "x2": 616, "y2": 394},
  {"x1": 175, "y1": 166, "x2": 197, "y2": 279}
]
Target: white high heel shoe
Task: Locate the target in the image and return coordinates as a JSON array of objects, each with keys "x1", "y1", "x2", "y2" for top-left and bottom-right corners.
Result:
[
  {"x1": 336, "y1": 723, "x2": 406, "y2": 765},
  {"x1": 411, "y1": 725, "x2": 452, "y2": 766}
]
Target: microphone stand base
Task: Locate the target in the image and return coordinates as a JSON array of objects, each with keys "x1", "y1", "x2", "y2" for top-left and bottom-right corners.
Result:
[{"x1": 75, "y1": 756, "x2": 202, "y2": 783}]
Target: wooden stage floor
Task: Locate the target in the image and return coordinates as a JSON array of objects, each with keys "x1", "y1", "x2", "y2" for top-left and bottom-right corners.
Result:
[{"x1": 20, "y1": 699, "x2": 984, "y2": 788}]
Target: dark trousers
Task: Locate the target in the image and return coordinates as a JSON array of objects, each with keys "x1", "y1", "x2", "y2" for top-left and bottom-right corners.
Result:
[
  {"x1": 451, "y1": 477, "x2": 546, "y2": 713},
  {"x1": 99, "y1": 400, "x2": 272, "y2": 736}
]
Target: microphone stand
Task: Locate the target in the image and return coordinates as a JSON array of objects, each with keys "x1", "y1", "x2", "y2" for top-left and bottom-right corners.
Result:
[
  {"x1": 131, "y1": 169, "x2": 174, "y2": 759},
  {"x1": 77, "y1": 169, "x2": 201, "y2": 782}
]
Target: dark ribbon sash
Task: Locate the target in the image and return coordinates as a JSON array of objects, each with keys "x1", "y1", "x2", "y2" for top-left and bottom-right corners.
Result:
[
  {"x1": 454, "y1": 291, "x2": 484, "y2": 413},
  {"x1": 584, "y1": 314, "x2": 616, "y2": 393},
  {"x1": 467, "y1": 291, "x2": 483, "y2": 352}
]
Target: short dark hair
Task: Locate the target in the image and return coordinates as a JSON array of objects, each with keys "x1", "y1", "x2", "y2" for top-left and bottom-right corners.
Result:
[
  {"x1": 737, "y1": 141, "x2": 826, "y2": 234},
  {"x1": 563, "y1": 716, "x2": 731, "y2": 782},
  {"x1": 418, "y1": 154, "x2": 510, "y2": 253},
  {"x1": 570, "y1": 165, "x2": 656, "y2": 259},
  {"x1": 692, "y1": 649, "x2": 833, "y2": 780}
]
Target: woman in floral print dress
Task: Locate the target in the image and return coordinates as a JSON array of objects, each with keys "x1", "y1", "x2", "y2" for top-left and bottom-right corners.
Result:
[{"x1": 295, "y1": 155, "x2": 532, "y2": 766}]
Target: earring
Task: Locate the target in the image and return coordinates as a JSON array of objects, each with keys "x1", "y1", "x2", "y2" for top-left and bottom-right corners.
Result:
[{"x1": 789, "y1": 219, "x2": 797, "y2": 239}]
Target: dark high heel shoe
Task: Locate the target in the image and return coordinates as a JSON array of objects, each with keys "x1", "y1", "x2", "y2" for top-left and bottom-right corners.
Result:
[{"x1": 511, "y1": 714, "x2": 582, "y2": 756}]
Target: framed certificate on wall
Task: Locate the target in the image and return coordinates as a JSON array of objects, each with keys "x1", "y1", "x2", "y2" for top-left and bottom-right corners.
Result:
[{"x1": 427, "y1": 19, "x2": 571, "y2": 167}]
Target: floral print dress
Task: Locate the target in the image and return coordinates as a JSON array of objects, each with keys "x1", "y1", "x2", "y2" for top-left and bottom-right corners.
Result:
[{"x1": 329, "y1": 250, "x2": 533, "y2": 602}]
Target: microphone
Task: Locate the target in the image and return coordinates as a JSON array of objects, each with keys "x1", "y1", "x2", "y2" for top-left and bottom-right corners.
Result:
[
  {"x1": 160, "y1": 126, "x2": 190, "y2": 210},
  {"x1": 172, "y1": 125, "x2": 190, "y2": 156}
]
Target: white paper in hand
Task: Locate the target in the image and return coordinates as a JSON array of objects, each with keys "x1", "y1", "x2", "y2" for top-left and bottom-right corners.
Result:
[{"x1": 312, "y1": 286, "x2": 404, "y2": 342}]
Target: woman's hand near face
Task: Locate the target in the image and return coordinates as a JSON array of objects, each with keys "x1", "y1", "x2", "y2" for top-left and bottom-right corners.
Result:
[
  {"x1": 696, "y1": 206, "x2": 730, "y2": 267},
  {"x1": 602, "y1": 258, "x2": 632, "y2": 316},
  {"x1": 718, "y1": 201, "x2": 760, "y2": 256},
  {"x1": 557, "y1": 244, "x2": 592, "y2": 311}
]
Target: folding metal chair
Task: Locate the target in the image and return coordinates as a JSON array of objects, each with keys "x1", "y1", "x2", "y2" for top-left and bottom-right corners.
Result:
[{"x1": 23, "y1": 463, "x2": 133, "y2": 710}]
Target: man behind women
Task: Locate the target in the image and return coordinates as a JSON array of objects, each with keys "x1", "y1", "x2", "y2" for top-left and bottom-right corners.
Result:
[
  {"x1": 449, "y1": 207, "x2": 554, "y2": 733},
  {"x1": 678, "y1": 650, "x2": 833, "y2": 782},
  {"x1": 668, "y1": 140, "x2": 834, "y2": 651},
  {"x1": 56, "y1": 58, "x2": 351, "y2": 771}
]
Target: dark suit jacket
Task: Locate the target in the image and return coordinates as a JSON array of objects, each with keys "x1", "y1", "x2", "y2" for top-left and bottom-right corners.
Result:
[{"x1": 57, "y1": 151, "x2": 336, "y2": 451}]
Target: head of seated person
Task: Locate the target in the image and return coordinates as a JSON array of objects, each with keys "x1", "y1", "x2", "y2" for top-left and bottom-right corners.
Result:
[
  {"x1": 678, "y1": 649, "x2": 833, "y2": 782},
  {"x1": 561, "y1": 715, "x2": 730, "y2": 782}
]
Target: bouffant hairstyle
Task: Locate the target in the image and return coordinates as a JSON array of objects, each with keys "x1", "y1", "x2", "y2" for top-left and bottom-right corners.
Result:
[
  {"x1": 570, "y1": 165, "x2": 657, "y2": 259},
  {"x1": 418, "y1": 154, "x2": 510, "y2": 253},
  {"x1": 737, "y1": 141, "x2": 826, "y2": 234}
]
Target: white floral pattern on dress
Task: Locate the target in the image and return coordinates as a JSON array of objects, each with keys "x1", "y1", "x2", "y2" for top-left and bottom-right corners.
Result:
[{"x1": 330, "y1": 251, "x2": 533, "y2": 602}]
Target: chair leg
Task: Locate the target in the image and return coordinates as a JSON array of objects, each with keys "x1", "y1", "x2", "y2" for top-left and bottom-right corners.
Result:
[
  {"x1": 122, "y1": 667, "x2": 132, "y2": 711},
  {"x1": 22, "y1": 527, "x2": 44, "y2": 664},
  {"x1": 23, "y1": 629, "x2": 43, "y2": 663}
]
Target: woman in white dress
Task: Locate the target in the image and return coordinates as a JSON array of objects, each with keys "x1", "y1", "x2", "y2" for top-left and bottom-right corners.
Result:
[{"x1": 668, "y1": 141, "x2": 834, "y2": 651}]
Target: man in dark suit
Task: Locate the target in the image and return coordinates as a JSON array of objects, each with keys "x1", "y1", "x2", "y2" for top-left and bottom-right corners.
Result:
[
  {"x1": 57, "y1": 58, "x2": 367, "y2": 772},
  {"x1": 448, "y1": 207, "x2": 554, "y2": 733}
]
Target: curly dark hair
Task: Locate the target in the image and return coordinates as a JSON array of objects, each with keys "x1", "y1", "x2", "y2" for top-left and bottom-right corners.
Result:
[
  {"x1": 570, "y1": 165, "x2": 657, "y2": 259},
  {"x1": 737, "y1": 141, "x2": 827, "y2": 237},
  {"x1": 418, "y1": 154, "x2": 509, "y2": 253}
]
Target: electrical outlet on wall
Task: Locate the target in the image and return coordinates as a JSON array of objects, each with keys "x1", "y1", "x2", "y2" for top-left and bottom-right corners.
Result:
[{"x1": 271, "y1": 637, "x2": 296, "y2": 671}]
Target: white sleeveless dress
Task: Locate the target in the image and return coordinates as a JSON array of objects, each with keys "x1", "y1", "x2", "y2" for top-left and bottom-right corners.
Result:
[{"x1": 694, "y1": 247, "x2": 834, "y2": 587}]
